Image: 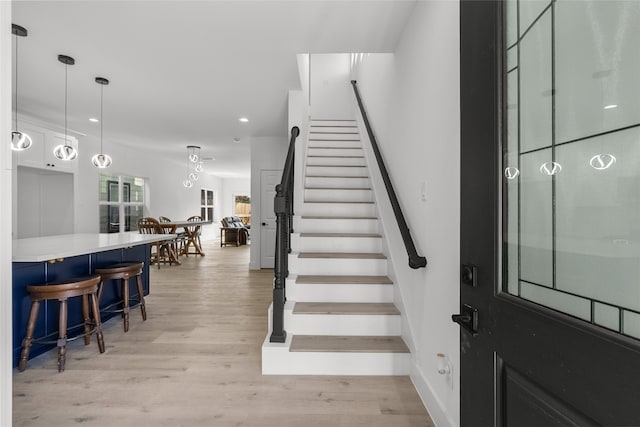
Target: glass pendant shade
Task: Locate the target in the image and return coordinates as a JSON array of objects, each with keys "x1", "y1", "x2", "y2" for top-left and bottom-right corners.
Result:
[
  {"x1": 11, "y1": 24, "x2": 32, "y2": 151},
  {"x1": 11, "y1": 131, "x2": 32, "y2": 151},
  {"x1": 183, "y1": 145, "x2": 201, "y2": 189},
  {"x1": 53, "y1": 143, "x2": 78, "y2": 160},
  {"x1": 92, "y1": 77, "x2": 112, "y2": 168},
  {"x1": 195, "y1": 162, "x2": 203, "y2": 173},
  {"x1": 189, "y1": 153, "x2": 199, "y2": 162},
  {"x1": 55, "y1": 54, "x2": 77, "y2": 161},
  {"x1": 92, "y1": 153, "x2": 112, "y2": 168},
  {"x1": 189, "y1": 172, "x2": 199, "y2": 181},
  {"x1": 183, "y1": 179, "x2": 193, "y2": 188}
]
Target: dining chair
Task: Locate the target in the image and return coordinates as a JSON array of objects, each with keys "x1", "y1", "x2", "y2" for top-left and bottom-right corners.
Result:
[
  {"x1": 159, "y1": 216, "x2": 187, "y2": 255},
  {"x1": 137, "y1": 217, "x2": 177, "y2": 268},
  {"x1": 183, "y1": 215, "x2": 204, "y2": 256}
]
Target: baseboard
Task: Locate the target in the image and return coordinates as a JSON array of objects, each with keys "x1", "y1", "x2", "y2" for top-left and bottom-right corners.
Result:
[{"x1": 411, "y1": 363, "x2": 457, "y2": 427}]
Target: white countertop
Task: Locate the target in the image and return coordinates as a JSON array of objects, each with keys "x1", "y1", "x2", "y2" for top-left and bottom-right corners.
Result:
[{"x1": 12, "y1": 233, "x2": 174, "y2": 262}]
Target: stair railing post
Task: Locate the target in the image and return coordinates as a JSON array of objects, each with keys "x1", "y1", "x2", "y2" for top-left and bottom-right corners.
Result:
[{"x1": 270, "y1": 183, "x2": 287, "y2": 343}]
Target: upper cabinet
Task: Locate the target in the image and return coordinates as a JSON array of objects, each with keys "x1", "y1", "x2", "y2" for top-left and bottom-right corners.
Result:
[{"x1": 13, "y1": 123, "x2": 79, "y2": 173}]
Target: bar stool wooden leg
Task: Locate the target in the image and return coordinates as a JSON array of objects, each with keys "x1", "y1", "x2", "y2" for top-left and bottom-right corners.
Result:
[
  {"x1": 18, "y1": 300, "x2": 41, "y2": 372},
  {"x1": 122, "y1": 278, "x2": 130, "y2": 332},
  {"x1": 57, "y1": 299, "x2": 68, "y2": 372},
  {"x1": 90, "y1": 291, "x2": 105, "y2": 353},
  {"x1": 82, "y1": 294, "x2": 91, "y2": 345},
  {"x1": 136, "y1": 274, "x2": 147, "y2": 321}
]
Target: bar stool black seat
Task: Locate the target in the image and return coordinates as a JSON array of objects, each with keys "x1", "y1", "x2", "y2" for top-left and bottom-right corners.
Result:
[
  {"x1": 19, "y1": 275, "x2": 105, "y2": 372},
  {"x1": 95, "y1": 262, "x2": 146, "y2": 332}
]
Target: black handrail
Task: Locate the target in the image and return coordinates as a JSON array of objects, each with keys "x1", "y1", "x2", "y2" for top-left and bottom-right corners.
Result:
[
  {"x1": 270, "y1": 125, "x2": 300, "y2": 343},
  {"x1": 351, "y1": 80, "x2": 427, "y2": 269}
]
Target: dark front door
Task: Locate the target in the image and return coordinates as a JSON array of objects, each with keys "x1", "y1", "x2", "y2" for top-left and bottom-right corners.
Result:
[{"x1": 459, "y1": 1, "x2": 640, "y2": 425}]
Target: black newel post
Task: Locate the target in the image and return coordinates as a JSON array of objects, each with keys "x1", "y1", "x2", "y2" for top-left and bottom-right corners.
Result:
[{"x1": 270, "y1": 183, "x2": 287, "y2": 343}]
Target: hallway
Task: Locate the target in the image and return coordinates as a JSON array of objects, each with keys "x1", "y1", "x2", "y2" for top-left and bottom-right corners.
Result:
[{"x1": 13, "y1": 240, "x2": 433, "y2": 426}]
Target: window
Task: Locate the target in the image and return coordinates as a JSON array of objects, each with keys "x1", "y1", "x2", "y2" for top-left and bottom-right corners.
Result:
[
  {"x1": 99, "y1": 173, "x2": 145, "y2": 233},
  {"x1": 233, "y1": 194, "x2": 251, "y2": 226},
  {"x1": 200, "y1": 188, "x2": 214, "y2": 222}
]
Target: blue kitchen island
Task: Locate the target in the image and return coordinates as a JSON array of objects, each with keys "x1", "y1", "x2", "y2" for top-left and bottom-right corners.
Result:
[{"x1": 12, "y1": 233, "x2": 173, "y2": 368}]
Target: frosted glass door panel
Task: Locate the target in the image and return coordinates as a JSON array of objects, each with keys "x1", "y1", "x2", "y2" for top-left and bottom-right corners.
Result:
[
  {"x1": 520, "y1": 9, "x2": 552, "y2": 153},
  {"x1": 555, "y1": 1, "x2": 640, "y2": 143},
  {"x1": 503, "y1": 0, "x2": 640, "y2": 340}
]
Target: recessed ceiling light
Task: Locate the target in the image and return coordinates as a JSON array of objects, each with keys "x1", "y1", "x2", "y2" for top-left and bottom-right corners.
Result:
[
  {"x1": 239, "y1": 117, "x2": 249, "y2": 123},
  {"x1": 604, "y1": 104, "x2": 618, "y2": 110},
  {"x1": 233, "y1": 137, "x2": 241, "y2": 143},
  {"x1": 89, "y1": 117, "x2": 99, "y2": 123}
]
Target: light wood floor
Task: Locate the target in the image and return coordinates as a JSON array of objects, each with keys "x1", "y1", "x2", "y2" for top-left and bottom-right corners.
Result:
[{"x1": 13, "y1": 240, "x2": 434, "y2": 426}]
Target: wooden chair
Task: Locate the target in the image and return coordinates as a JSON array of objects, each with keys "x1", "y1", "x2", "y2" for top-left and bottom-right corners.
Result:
[
  {"x1": 220, "y1": 216, "x2": 249, "y2": 247},
  {"x1": 159, "y1": 216, "x2": 187, "y2": 255},
  {"x1": 95, "y1": 262, "x2": 146, "y2": 332},
  {"x1": 182, "y1": 215, "x2": 204, "y2": 256},
  {"x1": 137, "y1": 217, "x2": 178, "y2": 268},
  {"x1": 19, "y1": 275, "x2": 105, "y2": 372}
]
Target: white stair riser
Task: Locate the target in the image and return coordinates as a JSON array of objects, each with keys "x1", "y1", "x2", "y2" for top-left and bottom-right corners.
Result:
[
  {"x1": 299, "y1": 202, "x2": 376, "y2": 217},
  {"x1": 287, "y1": 280, "x2": 394, "y2": 303},
  {"x1": 290, "y1": 256, "x2": 387, "y2": 276},
  {"x1": 309, "y1": 126, "x2": 358, "y2": 133},
  {"x1": 307, "y1": 148, "x2": 363, "y2": 157},
  {"x1": 292, "y1": 234, "x2": 382, "y2": 252},
  {"x1": 304, "y1": 188, "x2": 373, "y2": 202},
  {"x1": 310, "y1": 120, "x2": 357, "y2": 127},
  {"x1": 305, "y1": 176, "x2": 370, "y2": 188},
  {"x1": 286, "y1": 313, "x2": 401, "y2": 336},
  {"x1": 306, "y1": 165, "x2": 368, "y2": 177},
  {"x1": 307, "y1": 156, "x2": 366, "y2": 167},
  {"x1": 308, "y1": 133, "x2": 360, "y2": 141},
  {"x1": 309, "y1": 140, "x2": 362, "y2": 149},
  {"x1": 294, "y1": 217, "x2": 380, "y2": 234},
  {"x1": 262, "y1": 341, "x2": 410, "y2": 375}
]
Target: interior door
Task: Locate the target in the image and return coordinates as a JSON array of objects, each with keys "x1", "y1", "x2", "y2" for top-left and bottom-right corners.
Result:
[
  {"x1": 260, "y1": 169, "x2": 282, "y2": 268},
  {"x1": 459, "y1": 1, "x2": 640, "y2": 425}
]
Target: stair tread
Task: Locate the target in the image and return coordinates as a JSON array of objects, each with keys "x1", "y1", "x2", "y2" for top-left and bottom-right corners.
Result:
[
  {"x1": 305, "y1": 187, "x2": 371, "y2": 190},
  {"x1": 308, "y1": 146, "x2": 361, "y2": 149},
  {"x1": 296, "y1": 275, "x2": 393, "y2": 284},
  {"x1": 290, "y1": 335, "x2": 409, "y2": 353},
  {"x1": 310, "y1": 132, "x2": 359, "y2": 134},
  {"x1": 307, "y1": 165, "x2": 366, "y2": 168},
  {"x1": 301, "y1": 216, "x2": 377, "y2": 220},
  {"x1": 305, "y1": 175, "x2": 369, "y2": 179},
  {"x1": 309, "y1": 139, "x2": 361, "y2": 142},
  {"x1": 304, "y1": 201, "x2": 374, "y2": 204},
  {"x1": 300, "y1": 232, "x2": 381, "y2": 237},
  {"x1": 299, "y1": 252, "x2": 386, "y2": 259},
  {"x1": 308, "y1": 155, "x2": 364, "y2": 158},
  {"x1": 293, "y1": 302, "x2": 400, "y2": 315}
]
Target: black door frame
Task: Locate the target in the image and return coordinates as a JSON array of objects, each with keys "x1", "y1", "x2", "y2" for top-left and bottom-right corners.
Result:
[{"x1": 460, "y1": 1, "x2": 640, "y2": 425}]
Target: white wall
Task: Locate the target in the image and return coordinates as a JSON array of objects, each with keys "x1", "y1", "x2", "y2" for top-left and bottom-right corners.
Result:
[
  {"x1": 0, "y1": 3, "x2": 12, "y2": 425},
  {"x1": 249, "y1": 136, "x2": 288, "y2": 270},
  {"x1": 354, "y1": 2, "x2": 460, "y2": 426},
  {"x1": 310, "y1": 54, "x2": 355, "y2": 120}
]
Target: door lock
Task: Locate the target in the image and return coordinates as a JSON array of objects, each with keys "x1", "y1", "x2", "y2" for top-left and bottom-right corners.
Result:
[
  {"x1": 452, "y1": 304, "x2": 479, "y2": 336},
  {"x1": 461, "y1": 264, "x2": 477, "y2": 287}
]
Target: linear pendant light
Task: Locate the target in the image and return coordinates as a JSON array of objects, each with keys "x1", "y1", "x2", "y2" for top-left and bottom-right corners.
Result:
[
  {"x1": 53, "y1": 54, "x2": 78, "y2": 161},
  {"x1": 11, "y1": 24, "x2": 32, "y2": 151},
  {"x1": 91, "y1": 77, "x2": 112, "y2": 168}
]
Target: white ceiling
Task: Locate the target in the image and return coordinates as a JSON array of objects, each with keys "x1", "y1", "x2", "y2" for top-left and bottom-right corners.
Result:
[{"x1": 11, "y1": 0, "x2": 416, "y2": 177}]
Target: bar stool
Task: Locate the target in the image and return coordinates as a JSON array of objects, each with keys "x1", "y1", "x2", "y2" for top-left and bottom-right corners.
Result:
[
  {"x1": 19, "y1": 275, "x2": 105, "y2": 372},
  {"x1": 95, "y1": 262, "x2": 146, "y2": 332}
]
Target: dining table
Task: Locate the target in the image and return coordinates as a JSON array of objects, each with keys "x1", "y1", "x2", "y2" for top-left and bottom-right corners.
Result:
[{"x1": 159, "y1": 219, "x2": 211, "y2": 257}]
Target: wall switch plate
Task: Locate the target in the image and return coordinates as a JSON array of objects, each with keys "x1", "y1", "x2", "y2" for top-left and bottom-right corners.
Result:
[{"x1": 420, "y1": 181, "x2": 427, "y2": 202}]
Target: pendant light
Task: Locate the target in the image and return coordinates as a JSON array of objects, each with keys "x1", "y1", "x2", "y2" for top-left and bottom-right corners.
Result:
[
  {"x1": 53, "y1": 54, "x2": 78, "y2": 161},
  {"x1": 11, "y1": 24, "x2": 32, "y2": 151},
  {"x1": 183, "y1": 145, "x2": 201, "y2": 188},
  {"x1": 91, "y1": 77, "x2": 112, "y2": 168}
]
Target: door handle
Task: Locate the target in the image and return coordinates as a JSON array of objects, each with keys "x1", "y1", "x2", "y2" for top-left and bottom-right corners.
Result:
[
  {"x1": 461, "y1": 264, "x2": 477, "y2": 287},
  {"x1": 452, "y1": 304, "x2": 479, "y2": 336},
  {"x1": 262, "y1": 222, "x2": 267, "y2": 226}
]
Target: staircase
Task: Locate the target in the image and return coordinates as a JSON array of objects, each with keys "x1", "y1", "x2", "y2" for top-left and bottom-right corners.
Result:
[{"x1": 262, "y1": 120, "x2": 410, "y2": 375}]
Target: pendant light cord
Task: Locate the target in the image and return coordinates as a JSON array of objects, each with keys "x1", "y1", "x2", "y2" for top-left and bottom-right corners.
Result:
[
  {"x1": 64, "y1": 63, "x2": 68, "y2": 147},
  {"x1": 14, "y1": 33, "x2": 18, "y2": 131},
  {"x1": 100, "y1": 84, "x2": 104, "y2": 153}
]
